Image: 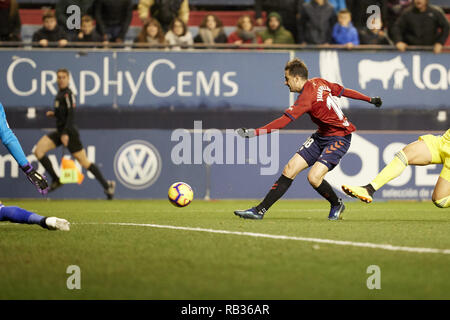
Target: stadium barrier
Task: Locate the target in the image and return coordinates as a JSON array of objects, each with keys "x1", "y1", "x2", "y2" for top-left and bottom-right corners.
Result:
[{"x1": 0, "y1": 129, "x2": 443, "y2": 201}]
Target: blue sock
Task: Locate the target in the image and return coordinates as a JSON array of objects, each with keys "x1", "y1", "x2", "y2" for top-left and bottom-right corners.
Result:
[{"x1": 0, "y1": 206, "x2": 47, "y2": 227}]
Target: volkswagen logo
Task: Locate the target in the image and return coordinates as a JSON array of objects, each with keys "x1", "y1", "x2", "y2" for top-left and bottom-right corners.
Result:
[{"x1": 114, "y1": 140, "x2": 162, "y2": 190}]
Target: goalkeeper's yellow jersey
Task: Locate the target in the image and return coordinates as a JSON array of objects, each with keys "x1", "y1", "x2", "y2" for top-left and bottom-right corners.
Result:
[
  {"x1": 441, "y1": 129, "x2": 450, "y2": 164},
  {"x1": 443, "y1": 129, "x2": 450, "y2": 144}
]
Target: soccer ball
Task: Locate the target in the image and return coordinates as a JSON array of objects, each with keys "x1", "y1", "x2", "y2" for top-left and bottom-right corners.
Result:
[{"x1": 168, "y1": 182, "x2": 194, "y2": 207}]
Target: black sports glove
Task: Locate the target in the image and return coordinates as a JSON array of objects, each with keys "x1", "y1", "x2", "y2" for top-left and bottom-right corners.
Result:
[
  {"x1": 370, "y1": 97, "x2": 382, "y2": 108},
  {"x1": 21, "y1": 163, "x2": 49, "y2": 195},
  {"x1": 236, "y1": 128, "x2": 256, "y2": 138}
]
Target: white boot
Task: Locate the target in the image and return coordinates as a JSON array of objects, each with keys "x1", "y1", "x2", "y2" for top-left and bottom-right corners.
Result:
[{"x1": 45, "y1": 217, "x2": 70, "y2": 231}]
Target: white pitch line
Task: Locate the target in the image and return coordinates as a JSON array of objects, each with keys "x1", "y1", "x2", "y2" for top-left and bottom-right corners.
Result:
[{"x1": 105, "y1": 222, "x2": 450, "y2": 255}]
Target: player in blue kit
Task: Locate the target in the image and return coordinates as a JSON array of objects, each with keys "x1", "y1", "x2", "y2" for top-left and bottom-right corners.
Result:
[{"x1": 0, "y1": 102, "x2": 70, "y2": 231}]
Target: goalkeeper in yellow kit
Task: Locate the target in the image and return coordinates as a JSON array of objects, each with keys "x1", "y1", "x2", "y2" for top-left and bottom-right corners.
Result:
[{"x1": 342, "y1": 129, "x2": 450, "y2": 208}]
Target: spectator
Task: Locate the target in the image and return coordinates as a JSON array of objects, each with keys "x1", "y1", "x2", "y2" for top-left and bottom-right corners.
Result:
[
  {"x1": 94, "y1": 0, "x2": 133, "y2": 43},
  {"x1": 332, "y1": 9, "x2": 359, "y2": 47},
  {"x1": 0, "y1": 0, "x2": 21, "y2": 42},
  {"x1": 74, "y1": 14, "x2": 103, "y2": 47},
  {"x1": 227, "y1": 14, "x2": 263, "y2": 45},
  {"x1": 56, "y1": 0, "x2": 94, "y2": 39},
  {"x1": 165, "y1": 17, "x2": 193, "y2": 50},
  {"x1": 386, "y1": 0, "x2": 412, "y2": 38},
  {"x1": 134, "y1": 18, "x2": 166, "y2": 47},
  {"x1": 194, "y1": 14, "x2": 228, "y2": 46},
  {"x1": 259, "y1": 12, "x2": 295, "y2": 44},
  {"x1": 298, "y1": 0, "x2": 336, "y2": 45},
  {"x1": 346, "y1": 0, "x2": 388, "y2": 33},
  {"x1": 358, "y1": 16, "x2": 390, "y2": 45},
  {"x1": 138, "y1": 0, "x2": 189, "y2": 32},
  {"x1": 392, "y1": 0, "x2": 449, "y2": 54},
  {"x1": 254, "y1": 0, "x2": 303, "y2": 42},
  {"x1": 32, "y1": 10, "x2": 68, "y2": 47}
]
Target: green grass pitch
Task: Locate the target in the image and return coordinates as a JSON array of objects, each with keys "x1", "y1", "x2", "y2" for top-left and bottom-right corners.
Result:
[{"x1": 0, "y1": 199, "x2": 449, "y2": 300}]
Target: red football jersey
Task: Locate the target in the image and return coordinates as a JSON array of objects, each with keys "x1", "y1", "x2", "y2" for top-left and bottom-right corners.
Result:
[{"x1": 284, "y1": 78, "x2": 356, "y2": 136}]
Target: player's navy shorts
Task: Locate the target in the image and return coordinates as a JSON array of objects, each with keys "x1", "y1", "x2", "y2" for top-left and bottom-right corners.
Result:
[
  {"x1": 47, "y1": 129, "x2": 83, "y2": 153},
  {"x1": 297, "y1": 132, "x2": 352, "y2": 171}
]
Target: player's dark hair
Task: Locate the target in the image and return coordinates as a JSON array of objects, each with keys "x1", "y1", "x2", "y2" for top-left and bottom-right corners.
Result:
[
  {"x1": 285, "y1": 58, "x2": 308, "y2": 79},
  {"x1": 57, "y1": 68, "x2": 70, "y2": 76}
]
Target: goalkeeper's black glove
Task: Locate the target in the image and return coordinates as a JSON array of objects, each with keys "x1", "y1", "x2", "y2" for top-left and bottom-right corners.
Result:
[
  {"x1": 21, "y1": 163, "x2": 49, "y2": 195},
  {"x1": 236, "y1": 128, "x2": 256, "y2": 138},
  {"x1": 370, "y1": 97, "x2": 382, "y2": 108}
]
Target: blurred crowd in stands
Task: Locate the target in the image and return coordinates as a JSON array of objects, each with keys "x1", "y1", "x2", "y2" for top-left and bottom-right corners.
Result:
[{"x1": 0, "y1": 0, "x2": 449, "y2": 53}]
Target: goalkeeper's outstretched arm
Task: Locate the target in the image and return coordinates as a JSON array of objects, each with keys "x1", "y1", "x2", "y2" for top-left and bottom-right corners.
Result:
[
  {"x1": 0, "y1": 102, "x2": 49, "y2": 194},
  {"x1": 0, "y1": 102, "x2": 29, "y2": 167}
]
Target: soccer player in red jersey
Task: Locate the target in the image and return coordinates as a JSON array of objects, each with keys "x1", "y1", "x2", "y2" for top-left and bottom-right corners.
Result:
[{"x1": 234, "y1": 58, "x2": 382, "y2": 220}]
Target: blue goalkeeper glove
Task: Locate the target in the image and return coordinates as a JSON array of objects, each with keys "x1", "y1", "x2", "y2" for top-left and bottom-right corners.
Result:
[{"x1": 21, "y1": 163, "x2": 49, "y2": 195}]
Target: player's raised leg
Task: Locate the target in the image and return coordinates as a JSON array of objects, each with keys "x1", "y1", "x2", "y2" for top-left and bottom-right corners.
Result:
[
  {"x1": 342, "y1": 139, "x2": 433, "y2": 203},
  {"x1": 34, "y1": 135, "x2": 60, "y2": 191},
  {"x1": 234, "y1": 153, "x2": 308, "y2": 219},
  {"x1": 72, "y1": 149, "x2": 116, "y2": 200},
  {"x1": 0, "y1": 203, "x2": 70, "y2": 231}
]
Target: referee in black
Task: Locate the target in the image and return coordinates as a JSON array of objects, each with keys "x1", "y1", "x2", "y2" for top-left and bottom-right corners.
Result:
[{"x1": 34, "y1": 68, "x2": 115, "y2": 199}]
